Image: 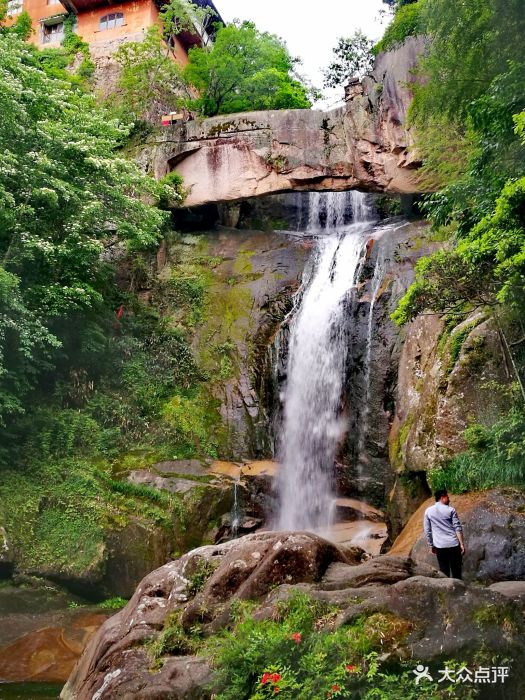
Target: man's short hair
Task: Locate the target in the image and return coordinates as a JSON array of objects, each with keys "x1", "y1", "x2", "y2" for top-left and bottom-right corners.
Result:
[{"x1": 434, "y1": 488, "x2": 448, "y2": 501}]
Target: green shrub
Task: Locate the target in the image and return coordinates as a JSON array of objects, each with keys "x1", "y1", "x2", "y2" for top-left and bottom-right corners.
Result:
[
  {"x1": 148, "y1": 612, "x2": 197, "y2": 659},
  {"x1": 429, "y1": 407, "x2": 525, "y2": 492},
  {"x1": 373, "y1": 2, "x2": 425, "y2": 55},
  {"x1": 99, "y1": 597, "x2": 128, "y2": 610},
  {"x1": 207, "y1": 592, "x2": 476, "y2": 699},
  {"x1": 187, "y1": 558, "x2": 217, "y2": 596}
]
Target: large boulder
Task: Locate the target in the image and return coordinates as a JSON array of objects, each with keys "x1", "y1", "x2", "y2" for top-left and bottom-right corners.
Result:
[
  {"x1": 391, "y1": 489, "x2": 525, "y2": 582},
  {"x1": 60, "y1": 532, "x2": 361, "y2": 700},
  {"x1": 143, "y1": 38, "x2": 427, "y2": 206},
  {"x1": 61, "y1": 532, "x2": 525, "y2": 700}
]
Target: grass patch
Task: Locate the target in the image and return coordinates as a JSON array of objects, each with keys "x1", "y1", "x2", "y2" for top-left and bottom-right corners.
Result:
[
  {"x1": 99, "y1": 596, "x2": 128, "y2": 610},
  {"x1": 187, "y1": 558, "x2": 218, "y2": 597}
]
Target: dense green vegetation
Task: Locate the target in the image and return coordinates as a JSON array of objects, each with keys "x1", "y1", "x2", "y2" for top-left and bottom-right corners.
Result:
[
  {"x1": 183, "y1": 21, "x2": 312, "y2": 116},
  {"x1": 114, "y1": 2, "x2": 314, "y2": 120},
  {"x1": 391, "y1": 0, "x2": 525, "y2": 490},
  {"x1": 374, "y1": 1, "x2": 423, "y2": 55},
  {"x1": 149, "y1": 592, "x2": 480, "y2": 699},
  {"x1": 0, "y1": 28, "x2": 220, "y2": 578}
]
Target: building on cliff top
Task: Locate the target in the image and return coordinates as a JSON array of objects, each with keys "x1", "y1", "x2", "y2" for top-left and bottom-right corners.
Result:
[{"x1": 5, "y1": 0, "x2": 223, "y2": 63}]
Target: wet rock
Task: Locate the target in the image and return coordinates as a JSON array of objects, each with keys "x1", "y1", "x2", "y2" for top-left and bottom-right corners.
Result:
[
  {"x1": 391, "y1": 489, "x2": 525, "y2": 582},
  {"x1": 213, "y1": 513, "x2": 262, "y2": 543},
  {"x1": 0, "y1": 585, "x2": 109, "y2": 684},
  {"x1": 335, "y1": 221, "x2": 439, "y2": 507}
]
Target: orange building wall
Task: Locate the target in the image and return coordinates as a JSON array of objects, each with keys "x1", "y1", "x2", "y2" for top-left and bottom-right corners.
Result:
[
  {"x1": 5, "y1": 0, "x2": 190, "y2": 65},
  {"x1": 5, "y1": 0, "x2": 67, "y2": 46},
  {"x1": 76, "y1": 0, "x2": 189, "y2": 66},
  {"x1": 77, "y1": 0, "x2": 156, "y2": 45}
]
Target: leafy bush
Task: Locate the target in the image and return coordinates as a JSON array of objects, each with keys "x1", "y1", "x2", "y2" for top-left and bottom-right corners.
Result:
[
  {"x1": 373, "y1": 2, "x2": 425, "y2": 55},
  {"x1": 99, "y1": 597, "x2": 128, "y2": 610},
  {"x1": 207, "y1": 593, "x2": 476, "y2": 699},
  {"x1": 183, "y1": 21, "x2": 312, "y2": 116},
  {"x1": 149, "y1": 612, "x2": 198, "y2": 659},
  {"x1": 186, "y1": 558, "x2": 217, "y2": 596},
  {"x1": 429, "y1": 407, "x2": 525, "y2": 492}
]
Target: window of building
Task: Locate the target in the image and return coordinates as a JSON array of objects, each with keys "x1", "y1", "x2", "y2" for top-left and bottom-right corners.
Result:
[
  {"x1": 7, "y1": 0, "x2": 23, "y2": 15},
  {"x1": 99, "y1": 13, "x2": 124, "y2": 31},
  {"x1": 42, "y1": 21, "x2": 64, "y2": 43}
]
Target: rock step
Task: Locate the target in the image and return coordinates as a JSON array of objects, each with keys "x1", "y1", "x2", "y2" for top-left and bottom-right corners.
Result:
[
  {"x1": 327, "y1": 521, "x2": 388, "y2": 556},
  {"x1": 333, "y1": 497, "x2": 384, "y2": 523}
]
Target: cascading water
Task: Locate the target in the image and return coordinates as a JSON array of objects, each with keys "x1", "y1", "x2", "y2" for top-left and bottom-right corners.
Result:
[
  {"x1": 275, "y1": 191, "x2": 375, "y2": 532},
  {"x1": 356, "y1": 243, "x2": 387, "y2": 470}
]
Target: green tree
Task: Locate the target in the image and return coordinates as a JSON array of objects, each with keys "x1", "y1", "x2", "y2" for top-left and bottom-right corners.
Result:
[
  {"x1": 0, "y1": 0, "x2": 33, "y2": 40},
  {"x1": 322, "y1": 32, "x2": 374, "y2": 88},
  {"x1": 160, "y1": 0, "x2": 218, "y2": 50},
  {"x1": 183, "y1": 21, "x2": 312, "y2": 116},
  {"x1": 114, "y1": 26, "x2": 188, "y2": 120},
  {"x1": 0, "y1": 35, "x2": 178, "y2": 424},
  {"x1": 373, "y1": 1, "x2": 425, "y2": 55}
]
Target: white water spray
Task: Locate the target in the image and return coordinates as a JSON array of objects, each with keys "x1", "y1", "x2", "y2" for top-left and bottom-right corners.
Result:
[{"x1": 276, "y1": 191, "x2": 374, "y2": 531}]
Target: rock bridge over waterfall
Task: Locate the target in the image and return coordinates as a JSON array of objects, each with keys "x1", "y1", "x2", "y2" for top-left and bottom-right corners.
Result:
[{"x1": 152, "y1": 39, "x2": 426, "y2": 207}]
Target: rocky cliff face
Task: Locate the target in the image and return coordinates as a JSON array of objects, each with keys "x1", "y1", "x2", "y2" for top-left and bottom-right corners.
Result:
[
  {"x1": 387, "y1": 310, "x2": 513, "y2": 536},
  {"x1": 139, "y1": 39, "x2": 426, "y2": 206}
]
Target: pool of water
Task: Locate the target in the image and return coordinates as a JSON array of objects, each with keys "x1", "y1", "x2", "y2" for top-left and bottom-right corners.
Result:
[{"x1": 0, "y1": 682, "x2": 62, "y2": 699}]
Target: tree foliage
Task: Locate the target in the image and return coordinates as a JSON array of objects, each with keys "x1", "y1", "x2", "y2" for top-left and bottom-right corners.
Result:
[
  {"x1": 183, "y1": 21, "x2": 312, "y2": 116},
  {"x1": 0, "y1": 35, "x2": 178, "y2": 424},
  {"x1": 160, "y1": 0, "x2": 218, "y2": 49},
  {"x1": 392, "y1": 0, "x2": 525, "y2": 325},
  {"x1": 114, "y1": 26, "x2": 188, "y2": 120},
  {"x1": 322, "y1": 32, "x2": 374, "y2": 89},
  {"x1": 373, "y1": 1, "x2": 425, "y2": 55}
]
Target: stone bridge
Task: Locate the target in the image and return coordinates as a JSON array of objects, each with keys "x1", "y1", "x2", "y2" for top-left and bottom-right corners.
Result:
[{"x1": 149, "y1": 39, "x2": 425, "y2": 207}]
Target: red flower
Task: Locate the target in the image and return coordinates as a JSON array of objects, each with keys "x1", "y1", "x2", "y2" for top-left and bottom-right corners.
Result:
[
  {"x1": 261, "y1": 673, "x2": 271, "y2": 685},
  {"x1": 270, "y1": 673, "x2": 281, "y2": 683},
  {"x1": 274, "y1": 688, "x2": 280, "y2": 695},
  {"x1": 291, "y1": 632, "x2": 302, "y2": 644},
  {"x1": 332, "y1": 685, "x2": 340, "y2": 692},
  {"x1": 345, "y1": 664, "x2": 356, "y2": 673}
]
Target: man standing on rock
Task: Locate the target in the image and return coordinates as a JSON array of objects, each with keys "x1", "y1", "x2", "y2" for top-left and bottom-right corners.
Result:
[{"x1": 424, "y1": 489, "x2": 465, "y2": 579}]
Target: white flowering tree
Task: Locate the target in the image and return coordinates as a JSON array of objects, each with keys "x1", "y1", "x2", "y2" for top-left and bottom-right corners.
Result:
[{"x1": 0, "y1": 35, "x2": 179, "y2": 424}]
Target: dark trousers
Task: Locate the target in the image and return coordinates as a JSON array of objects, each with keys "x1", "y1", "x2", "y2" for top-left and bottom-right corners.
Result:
[{"x1": 435, "y1": 545, "x2": 462, "y2": 579}]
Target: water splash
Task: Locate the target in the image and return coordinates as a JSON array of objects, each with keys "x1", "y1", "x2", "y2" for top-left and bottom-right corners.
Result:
[{"x1": 275, "y1": 191, "x2": 375, "y2": 532}]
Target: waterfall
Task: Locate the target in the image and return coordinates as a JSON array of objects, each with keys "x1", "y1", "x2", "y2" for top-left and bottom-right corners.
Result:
[
  {"x1": 275, "y1": 191, "x2": 375, "y2": 532},
  {"x1": 231, "y1": 479, "x2": 241, "y2": 539},
  {"x1": 356, "y1": 244, "x2": 387, "y2": 468}
]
